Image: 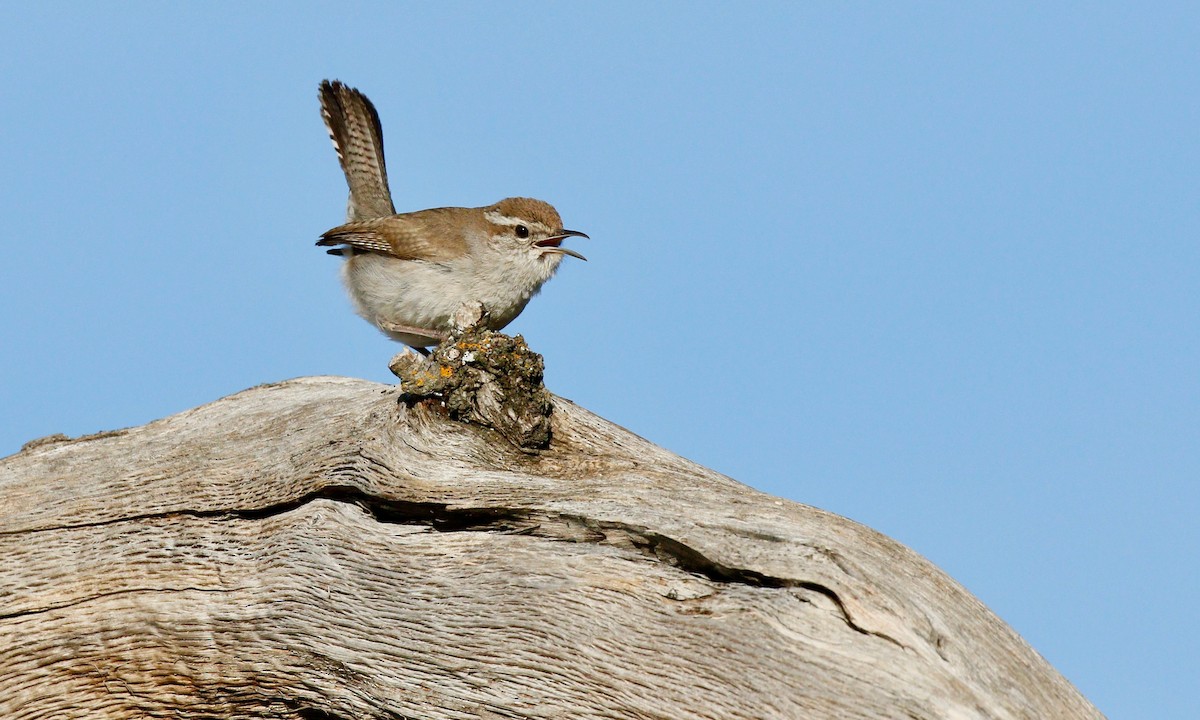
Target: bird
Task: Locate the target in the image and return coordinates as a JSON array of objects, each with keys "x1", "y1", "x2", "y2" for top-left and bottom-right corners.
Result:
[{"x1": 317, "y1": 80, "x2": 588, "y2": 352}]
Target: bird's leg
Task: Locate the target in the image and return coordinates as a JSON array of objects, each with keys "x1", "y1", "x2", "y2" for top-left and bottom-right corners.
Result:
[
  {"x1": 375, "y1": 317, "x2": 446, "y2": 347},
  {"x1": 376, "y1": 317, "x2": 445, "y2": 340}
]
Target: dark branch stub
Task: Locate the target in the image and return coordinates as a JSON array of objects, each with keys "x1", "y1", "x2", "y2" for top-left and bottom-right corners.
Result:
[{"x1": 388, "y1": 302, "x2": 553, "y2": 452}]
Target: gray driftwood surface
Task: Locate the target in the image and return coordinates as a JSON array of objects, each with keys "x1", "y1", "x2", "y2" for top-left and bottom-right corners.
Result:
[{"x1": 1, "y1": 376, "x2": 1102, "y2": 719}]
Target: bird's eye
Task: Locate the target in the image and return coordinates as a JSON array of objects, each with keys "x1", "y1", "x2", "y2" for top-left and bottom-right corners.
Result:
[{"x1": 515, "y1": 225, "x2": 530, "y2": 239}]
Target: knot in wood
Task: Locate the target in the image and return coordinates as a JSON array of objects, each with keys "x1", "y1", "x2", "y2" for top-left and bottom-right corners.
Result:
[{"x1": 389, "y1": 315, "x2": 553, "y2": 452}]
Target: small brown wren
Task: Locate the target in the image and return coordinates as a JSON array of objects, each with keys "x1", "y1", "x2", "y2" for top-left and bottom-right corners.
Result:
[{"x1": 317, "y1": 80, "x2": 588, "y2": 350}]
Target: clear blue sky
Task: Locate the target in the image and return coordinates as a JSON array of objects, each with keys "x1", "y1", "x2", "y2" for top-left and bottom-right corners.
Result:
[{"x1": 2, "y1": 4, "x2": 1196, "y2": 717}]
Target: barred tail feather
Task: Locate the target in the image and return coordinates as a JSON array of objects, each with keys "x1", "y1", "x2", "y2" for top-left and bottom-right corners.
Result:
[{"x1": 318, "y1": 80, "x2": 397, "y2": 221}]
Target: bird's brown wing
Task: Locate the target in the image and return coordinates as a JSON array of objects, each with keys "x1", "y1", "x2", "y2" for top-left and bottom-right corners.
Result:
[
  {"x1": 317, "y1": 212, "x2": 471, "y2": 263},
  {"x1": 319, "y1": 80, "x2": 397, "y2": 221}
]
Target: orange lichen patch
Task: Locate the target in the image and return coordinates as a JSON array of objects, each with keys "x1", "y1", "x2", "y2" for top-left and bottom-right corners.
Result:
[{"x1": 439, "y1": 366, "x2": 453, "y2": 378}]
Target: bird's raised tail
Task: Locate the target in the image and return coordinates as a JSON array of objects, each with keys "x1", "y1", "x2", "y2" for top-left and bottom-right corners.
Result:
[{"x1": 318, "y1": 80, "x2": 398, "y2": 222}]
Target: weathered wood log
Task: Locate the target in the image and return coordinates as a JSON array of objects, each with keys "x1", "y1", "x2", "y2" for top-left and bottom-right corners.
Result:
[{"x1": 0, "y1": 376, "x2": 1102, "y2": 719}]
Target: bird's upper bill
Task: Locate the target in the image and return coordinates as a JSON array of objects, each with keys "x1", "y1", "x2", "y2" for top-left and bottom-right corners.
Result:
[{"x1": 536, "y1": 229, "x2": 589, "y2": 261}]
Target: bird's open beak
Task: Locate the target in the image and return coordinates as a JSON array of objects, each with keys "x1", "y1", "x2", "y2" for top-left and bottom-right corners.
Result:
[{"x1": 535, "y1": 229, "x2": 590, "y2": 261}]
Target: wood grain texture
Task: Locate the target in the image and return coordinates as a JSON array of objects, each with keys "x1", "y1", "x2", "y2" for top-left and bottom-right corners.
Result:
[{"x1": 0, "y1": 376, "x2": 1104, "y2": 719}]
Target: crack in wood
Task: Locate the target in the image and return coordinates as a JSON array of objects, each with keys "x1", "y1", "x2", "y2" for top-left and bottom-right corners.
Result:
[
  {"x1": 548, "y1": 517, "x2": 906, "y2": 648},
  {"x1": 5, "y1": 486, "x2": 903, "y2": 648},
  {"x1": 0, "y1": 585, "x2": 240, "y2": 621}
]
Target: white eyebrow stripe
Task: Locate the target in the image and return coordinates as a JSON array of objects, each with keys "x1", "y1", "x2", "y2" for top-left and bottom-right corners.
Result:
[
  {"x1": 484, "y1": 210, "x2": 549, "y2": 232},
  {"x1": 484, "y1": 210, "x2": 522, "y2": 226}
]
